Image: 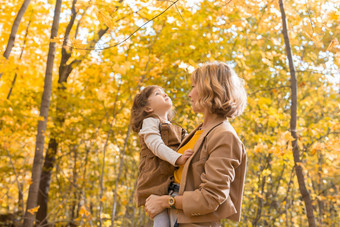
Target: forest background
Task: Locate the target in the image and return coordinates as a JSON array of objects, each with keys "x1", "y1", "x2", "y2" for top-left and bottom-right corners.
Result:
[{"x1": 0, "y1": 0, "x2": 339, "y2": 226}]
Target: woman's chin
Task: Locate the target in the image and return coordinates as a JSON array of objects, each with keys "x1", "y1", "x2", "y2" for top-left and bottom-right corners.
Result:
[{"x1": 191, "y1": 107, "x2": 202, "y2": 113}]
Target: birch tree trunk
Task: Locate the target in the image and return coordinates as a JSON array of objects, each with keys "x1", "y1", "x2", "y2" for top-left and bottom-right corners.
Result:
[
  {"x1": 278, "y1": 0, "x2": 316, "y2": 226},
  {"x1": 22, "y1": 0, "x2": 62, "y2": 226},
  {"x1": 1, "y1": 0, "x2": 31, "y2": 79}
]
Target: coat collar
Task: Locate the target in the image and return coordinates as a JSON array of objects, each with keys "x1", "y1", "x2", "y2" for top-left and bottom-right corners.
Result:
[
  {"x1": 178, "y1": 119, "x2": 228, "y2": 150},
  {"x1": 192, "y1": 119, "x2": 227, "y2": 151},
  {"x1": 179, "y1": 119, "x2": 228, "y2": 193},
  {"x1": 177, "y1": 123, "x2": 203, "y2": 151}
]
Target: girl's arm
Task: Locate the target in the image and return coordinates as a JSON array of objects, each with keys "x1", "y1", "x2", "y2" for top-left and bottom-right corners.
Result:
[{"x1": 139, "y1": 118, "x2": 182, "y2": 166}]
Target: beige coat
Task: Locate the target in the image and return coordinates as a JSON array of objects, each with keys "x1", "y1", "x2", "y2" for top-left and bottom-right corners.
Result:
[
  {"x1": 176, "y1": 120, "x2": 247, "y2": 224},
  {"x1": 136, "y1": 122, "x2": 185, "y2": 207}
]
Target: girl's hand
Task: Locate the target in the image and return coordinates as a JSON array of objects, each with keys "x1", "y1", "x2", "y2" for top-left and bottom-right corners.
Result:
[
  {"x1": 175, "y1": 149, "x2": 194, "y2": 165},
  {"x1": 145, "y1": 195, "x2": 168, "y2": 218}
]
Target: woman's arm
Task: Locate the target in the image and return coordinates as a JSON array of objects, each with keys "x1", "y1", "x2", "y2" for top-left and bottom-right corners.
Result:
[{"x1": 145, "y1": 195, "x2": 183, "y2": 218}]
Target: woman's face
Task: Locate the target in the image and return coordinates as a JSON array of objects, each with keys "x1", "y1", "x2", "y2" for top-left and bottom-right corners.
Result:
[{"x1": 189, "y1": 79, "x2": 203, "y2": 113}]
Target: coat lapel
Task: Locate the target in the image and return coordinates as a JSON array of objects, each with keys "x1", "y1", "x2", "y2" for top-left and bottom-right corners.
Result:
[
  {"x1": 179, "y1": 120, "x2": 226, "y2": 193},
  {"x1": 176, "y1": 123, "x2": 202, "y2": 151}
]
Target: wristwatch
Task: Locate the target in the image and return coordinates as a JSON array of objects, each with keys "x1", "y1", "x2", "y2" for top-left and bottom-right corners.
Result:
[{"x1": 169, "y1": 195, "x2": 176, "y2": 209}]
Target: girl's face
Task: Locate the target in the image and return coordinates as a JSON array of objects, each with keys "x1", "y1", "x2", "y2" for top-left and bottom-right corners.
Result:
[
  {"x1": 146, "y1": 87, "x2": 172, "y2": 116},
  {"x1": 189, "y1": 78, "x2": 203, "y2": 113}
]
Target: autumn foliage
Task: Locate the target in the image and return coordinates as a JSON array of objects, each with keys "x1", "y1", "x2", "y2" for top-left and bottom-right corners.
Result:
[{"x1": 0, "y1": 0, "x2": 339, "y2": 226}]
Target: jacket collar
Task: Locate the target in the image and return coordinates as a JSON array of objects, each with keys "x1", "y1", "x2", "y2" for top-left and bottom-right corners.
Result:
[
  {"x1": 192, "y1": 119, "x2": 227, "y2": 151},
  {"x1": 177, "y1": 123, "x2": 203, "y2": 151},
  {"x1": 179, "y1": 119, "x2": 228, "y2": 193},
  {"x1": 178, "y1": 119, "x2": 228, "y2": 150}
]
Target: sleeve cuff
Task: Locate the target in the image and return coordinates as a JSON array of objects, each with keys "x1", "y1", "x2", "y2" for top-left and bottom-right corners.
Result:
[{"x1": 170, "y1": 152, "x2": 182, "y2": 166}]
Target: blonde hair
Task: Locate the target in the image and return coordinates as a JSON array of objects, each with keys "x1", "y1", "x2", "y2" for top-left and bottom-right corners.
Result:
[
  {"x1": 130, "y1": 85, "x2": 174, "y2": 132},
  {"x1": 191, "y1": 62, "x2": 247, "y2": 118}
]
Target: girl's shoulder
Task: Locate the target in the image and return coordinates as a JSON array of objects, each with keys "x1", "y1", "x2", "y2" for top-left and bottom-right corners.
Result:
[
  {"x1": 139, "y1": 117, "x2": 161, "y2": 135},
  {"x1": 141, "y1": 117, "x2": 161, "y2": 130},
  {"x1": 143, "y1": 117, "x2": 161, "y2": 124}
]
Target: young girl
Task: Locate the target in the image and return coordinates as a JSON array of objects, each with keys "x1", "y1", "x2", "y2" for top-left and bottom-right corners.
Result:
[{"x1": 131, "y1": 85, "x2": 193, "y2": 227}]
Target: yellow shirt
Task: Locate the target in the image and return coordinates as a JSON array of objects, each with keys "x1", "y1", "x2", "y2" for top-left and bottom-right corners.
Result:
[{"x1": 174, "y1": 130, "x2": 203, "y2": 184}]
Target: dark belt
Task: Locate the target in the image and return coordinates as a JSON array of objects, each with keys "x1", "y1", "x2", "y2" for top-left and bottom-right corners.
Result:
[{"x1": 168, "y1": 182, "x2": 180, "y2": 192}]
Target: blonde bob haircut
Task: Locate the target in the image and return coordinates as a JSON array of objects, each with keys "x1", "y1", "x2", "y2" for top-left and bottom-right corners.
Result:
[{"x1": 191, "y1": 62, "x2": 247, "y2": 118}]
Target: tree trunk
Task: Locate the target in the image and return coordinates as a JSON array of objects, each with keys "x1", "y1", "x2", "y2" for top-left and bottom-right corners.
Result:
[
  {"x1": 111, "y1": 126, "x2": 131, "y2": 226},
  {"x1": 1, "y1": 0, "x2": 31, "y2": 79},
  {"x1": 7, "y1": 15, "x2": 32, "y2": 99},
  {"x1": 35, "y1": 138, "x2": 58, "y2": 225},
  {"x1": 123, "y1": 176, "x2": 138, "y2": 226},
  {"x1": 6, "y1": 149, "x2": 24, "y2": 215},
  {"x1": 22, "y1": 0, "x2": 62, "y2": 226},
  {"x1": 36, "y1": 1, "x2": 109, "y2": 224},
  {"x1": 70, "y1": 145, "x2": 79, "y2": 227},
  {"x1": 99, "y1": 84, "x2": 122, "y2": 226},
  {"x1": 278, "y1": 0, "x2": 316, "y2": 226},
  {"x1": 36, "y1": 0, "x2": 78, "y2": 222},
  {"x1": 3, "y1": 0, "x2": 31, "y2": 59},
  {"x1": 99, "y1": 128, "x2": 112, "y2": 227}
]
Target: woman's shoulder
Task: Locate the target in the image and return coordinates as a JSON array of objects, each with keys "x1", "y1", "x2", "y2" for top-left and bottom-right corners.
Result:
[
  {"x1": 208, "y1": 121, "x2": 242, "y2": 144},
  {"x1": 206, "y1": 121, "x2": 245, "y2": 158}
]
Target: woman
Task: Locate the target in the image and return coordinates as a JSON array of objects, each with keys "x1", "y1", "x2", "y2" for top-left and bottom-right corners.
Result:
[{"x1": 145, "y1": 62, "x2": 247, "y2": 226}]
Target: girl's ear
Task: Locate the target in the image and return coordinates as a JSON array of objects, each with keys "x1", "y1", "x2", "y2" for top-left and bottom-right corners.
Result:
[{"x1": 145, "y1": 106, "x2": 153, "y2": 113}]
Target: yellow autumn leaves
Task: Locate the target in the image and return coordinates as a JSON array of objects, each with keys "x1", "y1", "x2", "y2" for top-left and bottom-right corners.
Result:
[
  {"x1": 253, "y1": 131, "x2": 296, "y2": 156},
  {"x1": 27, "y1": 205, "x2": 40, "y2": 215}
]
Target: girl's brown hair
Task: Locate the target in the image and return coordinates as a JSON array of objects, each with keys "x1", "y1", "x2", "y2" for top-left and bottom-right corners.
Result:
[
  {"x1": 191, "y1": 62, "x2": 247, "y2": 118},
  {"x1": 130, "y1": 85, "x2": 174, "y2": 132}
]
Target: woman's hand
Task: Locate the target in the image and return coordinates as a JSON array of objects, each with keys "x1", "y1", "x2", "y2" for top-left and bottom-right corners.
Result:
[{"x1": 145, "y1": 195, "x2": 169, "y2": 218}]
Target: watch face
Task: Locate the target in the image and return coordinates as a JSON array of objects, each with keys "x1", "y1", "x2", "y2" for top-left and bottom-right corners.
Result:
[{"x1": 169, "y1": 197, "x2": 175, "y2": 205}]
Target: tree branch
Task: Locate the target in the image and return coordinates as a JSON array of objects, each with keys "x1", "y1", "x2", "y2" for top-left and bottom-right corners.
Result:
[
  {"x1": 7, "y1": 11, "x2": 33, "y2": 100},
  {"x1": 0, "y1": 0, "x2": 32, "y2": 79},
  {"x1": 70, "y1": 0, "x2": 179, "y2": 51}
]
